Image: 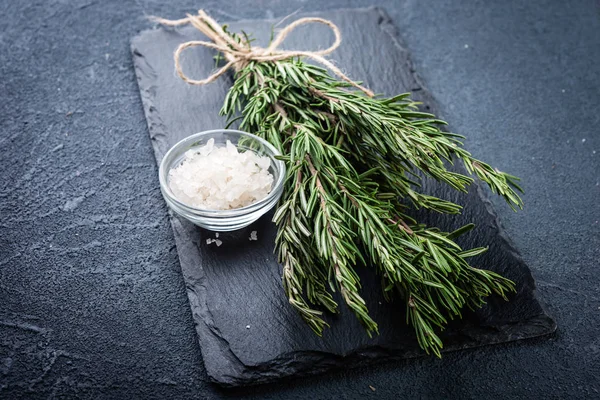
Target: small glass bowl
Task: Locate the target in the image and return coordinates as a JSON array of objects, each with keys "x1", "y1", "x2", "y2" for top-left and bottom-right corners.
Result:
[{"x1": 159, "y1": 129, "x2": 286, "y2": 231}]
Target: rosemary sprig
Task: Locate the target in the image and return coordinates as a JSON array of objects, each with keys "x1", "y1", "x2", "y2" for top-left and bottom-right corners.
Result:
[{"x1": 220, "y1": 52, "x2": 520, "y2": 356}]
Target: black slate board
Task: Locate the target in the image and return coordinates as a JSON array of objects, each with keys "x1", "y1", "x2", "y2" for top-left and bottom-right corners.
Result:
[{"x1": 131, "y1": 8, "x2": 555, "y2": 387}]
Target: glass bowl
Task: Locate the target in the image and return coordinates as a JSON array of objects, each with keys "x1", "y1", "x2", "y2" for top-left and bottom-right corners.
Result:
[{"x1": 159, "y1": 129, "x2": 286, "y2": 231}]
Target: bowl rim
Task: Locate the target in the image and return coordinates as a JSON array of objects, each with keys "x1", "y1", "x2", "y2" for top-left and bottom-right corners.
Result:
[{"x1": 158, "y1": 129, "x2": 286, "y2": 217}]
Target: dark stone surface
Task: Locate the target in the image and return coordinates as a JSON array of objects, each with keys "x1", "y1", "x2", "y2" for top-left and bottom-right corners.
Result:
[
  {"x1": 131, "y1": 8, "x2": 555, "y2": 387},
  {"x1": 0, "y1": 0, "x2": 598, "y2": 398}
]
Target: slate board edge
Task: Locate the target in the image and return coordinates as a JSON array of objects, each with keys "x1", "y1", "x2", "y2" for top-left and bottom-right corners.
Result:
[
  {"x1": 129, "y1": 33, "x2": 248, "y2": 386},
  {"x1": 375, "y1": 5, "x2": 556, "y2": 332},
  {"x1": 130, "y1": 7, "x2": 556, "y2": 388},
  {"x1": 378, "y1": 4, "x2": 555, "y2": 328},
  {"x1": 209, "y1": 315, "x2": 557, "y2": 389}
]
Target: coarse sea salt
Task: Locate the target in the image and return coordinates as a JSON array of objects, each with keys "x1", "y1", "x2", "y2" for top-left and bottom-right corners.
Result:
[{"x1": 169, "y1": 138, "x2": 274, "y2": 210}]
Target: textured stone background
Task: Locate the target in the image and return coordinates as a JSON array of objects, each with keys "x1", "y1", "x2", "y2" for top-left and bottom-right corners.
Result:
[{"x1": 1, "y1": 0, "x2": 598, "y2": 399}]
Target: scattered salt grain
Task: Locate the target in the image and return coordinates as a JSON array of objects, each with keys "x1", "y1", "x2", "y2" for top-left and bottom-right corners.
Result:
[
  {"x1": 169, "y1": 138, "x2": 274, "y2": 210},
  {"x1": 582, "y1": 138, "x2": 586, "y2": 143},
  {"x1": 249, "y1": 231, "x2": 258, "y2": 241},
  {"x1": 215, "y1": 232, "x2": 219, "y2": 238},
  {"x1": 206, "y1": 237, "x2": 223, "y2": 246},
  {"x1": 246, "y1": 325, "x2": 250, "y2": 329}
]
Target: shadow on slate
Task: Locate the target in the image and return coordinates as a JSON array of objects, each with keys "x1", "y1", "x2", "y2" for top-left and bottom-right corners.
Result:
[{"x1": 131, "y1": 7, "x2": 555, "y2": 387}]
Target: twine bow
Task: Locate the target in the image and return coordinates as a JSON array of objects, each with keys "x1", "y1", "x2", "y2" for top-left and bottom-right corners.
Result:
[{"x1": 151, "y1": 10, "x2": 374, "y2": 97}]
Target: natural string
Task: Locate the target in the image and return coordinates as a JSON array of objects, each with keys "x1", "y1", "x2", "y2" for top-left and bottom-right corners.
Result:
[{"x1": 150, "y1": 10, "x2": 375, "y2": 97}]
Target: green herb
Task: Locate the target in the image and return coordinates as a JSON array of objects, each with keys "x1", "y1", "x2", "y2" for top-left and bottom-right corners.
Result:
[{"x1": 220, "y1": 55, "x2": 522, "y2": 356}]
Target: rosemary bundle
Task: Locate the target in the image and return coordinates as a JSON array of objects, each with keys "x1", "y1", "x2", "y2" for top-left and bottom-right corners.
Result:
[{"x1": 155, "y1": 11, "x2": 523, "y2": 356}]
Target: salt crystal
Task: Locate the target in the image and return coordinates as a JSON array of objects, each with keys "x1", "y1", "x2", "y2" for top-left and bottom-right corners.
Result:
[
  {"x1": 169, "y1": 139, "x2": 274, "y2": 210},
  {"x1": 206, "y1": 238, "x2": 223, "y2": 246},
  {"x1": 249, "y1": 231, "x2": 258, "y2": 241},
  {"x1": 215, "y1": 233, "x2": 219, "y2": 238}
]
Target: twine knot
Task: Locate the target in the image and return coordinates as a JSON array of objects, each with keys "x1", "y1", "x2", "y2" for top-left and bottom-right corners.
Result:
[{"x1": 151, "y1": 10, "x2": 374, "y2": 97}]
